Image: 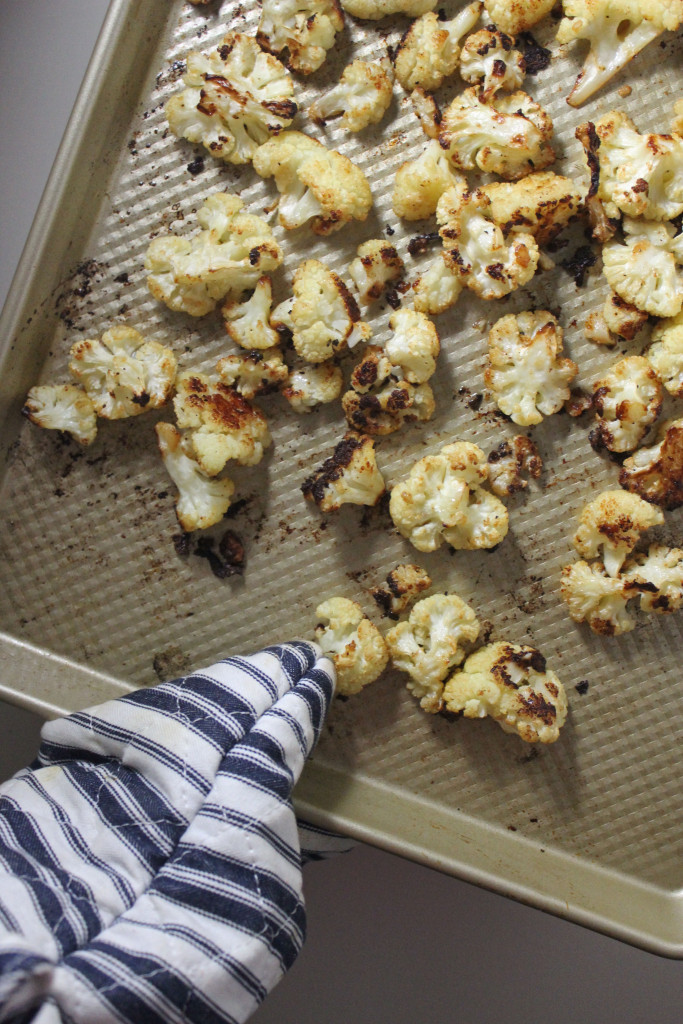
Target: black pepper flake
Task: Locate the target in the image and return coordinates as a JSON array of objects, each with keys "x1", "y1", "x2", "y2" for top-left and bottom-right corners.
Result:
[
  {"x1": 575, "y1": 680, "x2": 590, "y2": 695},
  {"x1": 187, "y1": 156, "x2": 206, "y2": 176},
  {"x1": 385, "y1": 225, "x2": 395, "y2": 236},
  {"x1": 561, "y1": 245, "x2": 597, "y2": 287},
  {"x1": 114, "y1": 272, "x2": 129, "y2": 284},
  {"x1": 172, "y1": 532, "x2": 191, "y2": 558}
]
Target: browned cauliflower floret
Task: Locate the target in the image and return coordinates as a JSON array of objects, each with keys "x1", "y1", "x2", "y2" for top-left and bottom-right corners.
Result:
[
  {"x1": 484, "y1": 0, "x2": 556, "y2": 34},
  {"x1": 215, "y1": 349, "x2": 288, "y2": 398},
  {"x1": 257, "y1": 0, "x2": 344, "y2": 75},
  {"x1": 309, "y1": 57, "x2": 394, "y2": 132},
  {"x1": 623, "y1": 545, "x2": 683, "y2": 614},
  {"x1": 481, "y1": 172, "x2": 585, "y2": 247},
  {"x1": 271, "y1": 259, "x2": 371, "y2": 362},
  {"x1": 485, "y1": 311, "x2": 578, "y2": 426},
  {"x1": 348, "y1": 240, "x2": 405, "y2": 303},
  {"x1": 393, "y1": 4, "x2": 483, "y2": 92},
  {"x1": 392, "y1": 140, "x2": 466, "y2": 221},
  {"x1": 370, "y1": 563, "x2": 432, "y2": 619},
  {"x1": 252, "y1": 131, "x2": 372, "y2": 235},
  {"x1": 572, "y1": 489, "x2": 664, "y2": 577},
  {"x1": 591, "y1": 355, "x2": 663, "y2": 454},
  {"x1": 585, "y1": 291, "x2": 649, "y2": 346},
  {"x1": 619, "y1": 418, "x2": 683, "y2": 509},
  {"x1": 389, "y1": 441, "x2": 509, "y2": 552},
  {"x1": 314, "y1": 597, "x2": 388, "y2": 696},
  {"x1": 443, "y1": 641, "x2": 568, "y2": 744},
  {"x1": 385, "y1": 308, "x2": 440, "y2": 384},
  {"x1": 155, "y1": 422, "x2": 235, "y2": 532},
  {"x1": 342, "y1": 378, "x2": 435, "y2": 435},
  {"x1": 301, "y1": 432, "x2": 386, "y2": 511},
  {"x1": 560, "y1": 559, "x2": 641, "y2": 635},
  {"x1": 281, "y1": 360, "x2": 343, "y2": 412},
  {"x1": 165, "y1": 33, "x2": 297, "y2": 165},
  {"x1": 602, "y1": 219, "x2": 683, "y2": 320},
  {"x1": 487, "y1": 435, "x2": 542, "y2": 497},
  {"x1": 173, "y1": 372, "x2": 271, "y2": 476},
  {"x1": 386, "y1": 594, "x2": 481, "y2": 713},
  {"x1": 68, "y1": 326, "x2": 177, "y2": 419},
  {"x1": 22, "y1": 384, "x2": 97, "y2": 446},
  {"x1": 412, "y1": 253, "x2": 464, "y2": 314},
  {"x1": 459, "y1": 27, "x2": 526, "y2": 101},
  {"x1": 221, "y1": 277, "x2": 282, "y2": 350},
  {"x1": 646, "y1": 313, "x2": 683, "y2": 396}
]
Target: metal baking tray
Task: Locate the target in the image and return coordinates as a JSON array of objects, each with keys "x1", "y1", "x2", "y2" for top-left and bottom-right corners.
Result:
[{"x1": 1, "y1": 0, "x2": 682, "y2": 956}]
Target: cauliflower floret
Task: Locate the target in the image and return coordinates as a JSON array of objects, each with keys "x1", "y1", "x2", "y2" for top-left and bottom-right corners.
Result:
[
  {"x1": 348, "y1": 240, "x2": 405, "y2": 303},
  {"x1": 215, "y1": 349, "x2": 288, "y2": 398},
  {"x1": 370, "y1": 563, "x2": 432, "y2": 619},
  {"x1": 560, "y1": 559, "x2": 638, "y2": 635},
  {"x1": 257, "y1": 0, "x2": 344, "y2": 75},
  {"x1": 340, "y1": 0, "x2": 437, "y2": 18},
  {"x1": 155, "y1": 422, "x2": 235, "y2": 532},
  {"x1": 557, "y1": 1, "x2": 683, "y2": 107},
  {"x1": 437, "y1": 87, "x2": 555, "y2": 181},
  {"x1": 314, "y1": 597, "x2": 388, "y2": 695},
  {"x1": 585, "y1": 291, "x2": 649, "y2": 346},
  {"x1": 252, "y1": 131, "x2": 372, "y2": 235},
  {"x1": 301, "y1": 432, "x2": 386, "y2": 511},
  {"x1": 393, "y1": 4, "x2": 483, "y2": 92},
  {"x1": 221, "y1": 277, "x2": 282, "y2": 350},
  {"x1": 484, "y1": 311, "x2": 578, "y2": 426},
  {"x1": 623, "y1": 545, "x2": 683, "y2": 613},
  {"x1": 646, "y1": 312, "x2": 683, "y2": 396},
  {"x1": 572, "y1": 489, "x2": 664, "y2": 577},
  {"x1": 576, "y1": 110, "x2": 683, "y2": 225},
  {"x1": 281, "y1": 360, "x2": 343, "y2": 412},
  {"x1": 271, "y1": 259, "x2": 371, "y2": 363},
  {"x1": 443, "y1": 641, "x2": 568, "y2": 744},
  {"x1": 602, "y1": 218, "x2": 683, "y2": 320},
  {"x1": 591, "y1": 355, "x2": 663, "y2": 453},
  {"x1": 459, "y1": 28, "x2": 526, "y2": 101},
  {"x1": 487, "y1": 435, "x2": 543, "y2": 497},
  {"x1": 23, "y1": 384, "x2": 97, "y2": 446},
  {"x1": 342, "y1": 377, "x2": 435, "y2": 435},
  {"x1": 68, "y1": 326, "x2": 177, "y2": 419},
  {"x1": 348, "y1": 346, "x2": 397, "y2": 394},
  {"x1": 437, "y1": 184, "x2": 540, "y2": 300},
  {"x1": 145, "y1": 193, "x2": 283, "y2": 317},
  {"x1": 619, "y1": 417, "x2": 683, "y2": 509},
  {"x1": 173, "y1": 372, "x2": 271, "y2": 475},
  {"x1": 386, "y1": 594, "x2": 481, "y2": 713},
  {"x1": 309, "y1": 57, "x2": 393, "y2": 132},
  {"x1": 389, "y1": 441, "x2": 509, "y2": 552},
  {"x1": 392, "y1": 139, "x2": 467, "y2": 221},
  {"x1": 384, "y1": 308, "x2": 440, "y2": 384},
  {"x1": 484, "y1": 0, "x2": 556, "y2": 34},
  {"x1": 165, "y1": 34, "x2": 297, "y2": 165},
  {"x1": 481, "y1": 172, "x2": 585, "y2": 247},
  {"x1": 412, "y1": 252, "x2": 464, "y2": 314}
]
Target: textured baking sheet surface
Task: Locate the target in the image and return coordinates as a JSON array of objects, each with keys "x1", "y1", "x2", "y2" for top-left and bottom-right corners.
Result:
[{"x1": 1, "y1": 1, "x2": 682, "y2": 901}]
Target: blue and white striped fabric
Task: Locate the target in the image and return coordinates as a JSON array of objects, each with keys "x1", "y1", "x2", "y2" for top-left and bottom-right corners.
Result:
[{"x1": 0, "y1": 641, "x2": 353, "y2": 1024}]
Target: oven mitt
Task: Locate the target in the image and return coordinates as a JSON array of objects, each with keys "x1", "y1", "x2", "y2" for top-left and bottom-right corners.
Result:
[{"x1": 0, "y1": 641, "x2": 354, "y2": 1024}]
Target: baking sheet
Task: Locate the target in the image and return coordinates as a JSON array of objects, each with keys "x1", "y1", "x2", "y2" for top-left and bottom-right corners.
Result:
[{"x1": 1, "y1": 0, "x2": 682, "y2": 955}]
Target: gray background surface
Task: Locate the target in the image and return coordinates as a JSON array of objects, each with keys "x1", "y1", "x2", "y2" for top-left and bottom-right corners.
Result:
[{"x1": 1, "y1": 2, "x2": 682, "y2": 1021}]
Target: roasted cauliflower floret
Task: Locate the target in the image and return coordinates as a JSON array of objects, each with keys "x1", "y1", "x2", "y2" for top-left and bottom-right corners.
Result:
[
  {"x1": 386, "y1": 594, "x2": 481, "y2": 713},
  {"x1": 301, "y1": 432, "x2": 386, "y2": 511},
  {"x1": 314, "y1": 597, "x2": 388, "y2": 696},
  {"x1": 370, "y1": 563, "x2": 432, "y2": 619},
  {"x1": 348, "y1": 346, "x2": 396, "y2": 394},
  {"x1": 459, "y1": 27, "x2": 526, "y2": 101},
  {"x1": 393, "y1": 4, "x2": 483, "y2": 92},
  {"x1": 221, "y1": 277, "x2": 282, "y2": 350},
  {"x1": 412, "y1": 253, "x2": 464, "y2": 314},
  {"x1": 484, "y1": 0, "x2": 556, "y2": 34},
  {"x1": 252, "y1": 131, "x2": 372, "y2": 235},
  {"x1": 165, "y1": 34, "x2": 297, "y2": 165},
  {"x1": 145, "y1": 193, "x2": 283, "y2": 317},
  {"x1": 487, "y1": 435, "x2": 543, "y2": 497},
  {"x1": 392, "y1": 140, "x2": 466, "y2": 221},
  {"x1": 602, "y1": 218, "x2": 683, "y2": 319},
  {"x1": 173, "y1": 372, "x2": 271, "y2": 475},
  {"x1": 155, "y1": 422, "x2": 235, "y2": 532},
  {"x1": 68, "y1": 326, "x2": 177, "y2": 419},
  {"x1": 646, "y1": 313, "x2": 683, "y2": 396},
  {"x1": 257, "y1": 0, "x2": 344, "y2": 75},
  {"x1": 560, "y1": 559, "x2": 638, "y2": 635},
  {"x1": 437, "y1": 184, "x2": 540, "y2": 301},
  {"x1": 309, "y1": 57, "x2": 393, "y2": 132},
  {"x1": 271, "y1": 259, "x2": 371, "y2": 363},
  {"x1": 557, "y1": 1, "x2": 683, "y2": 107},
  {"x1": 619, "y1": 418, "x2": 683, "y2": 509},
  {"x1": 481, "y1": 172, "x2": 585, "y2": 247},
  {"x1": 281, "y1": 360, "x2": 343, "y2": 412},
  {"x1": 623, "y1": 545, "x2": 683, "y2": 613},
  {"x1": 348, "y1": 240, "x2": 405, "y2": 303},
  {"x1": 585, "y1": 291, "x2": 649, "y2": 345},
  {"x1": 385, "y1": 308, "x2": 440, "y2": 384},
  {"x1": 572, "y1": 489, "x2": 664, "y2": 577},
  {"x1": 23, "y1": 384, "x2": 97, "y2": 446},
  {"x1": 443, "y1": 641, "x2": 568, "y2": 744},
  {"x1": 591, "y1": 355, "x2": 663, "y2": 453},
  {"x1": 215, "y1": 349, "x2": 288, "y2": 398},
  {"x1": 342, "y1": 378, "x2": 435, "y2": 435},
  {"x1": 340, "y1": 0, "x2": 437, "y2": 18},
  {"x1": 437, "y1": 87, "x2": 555, "y2": 181},
  {"x1": 389, "y1": 441, "x2": 509, "y2": 552},
  {"x1": 484, "y1": 311, "x2": 578, "y2": 426}
]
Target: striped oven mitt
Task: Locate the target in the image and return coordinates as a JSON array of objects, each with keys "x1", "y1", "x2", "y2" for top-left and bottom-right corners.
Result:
[{"x1": 0, "y1": 641, "x2": 353, "y2": 1024}]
